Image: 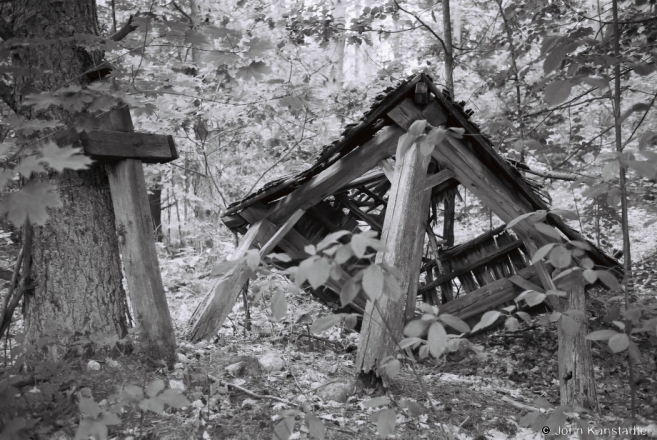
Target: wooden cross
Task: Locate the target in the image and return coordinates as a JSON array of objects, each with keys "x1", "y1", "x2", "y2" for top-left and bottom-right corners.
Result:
[{"x1": 79, "y1": 106, "x2": 177, "y2": 362}]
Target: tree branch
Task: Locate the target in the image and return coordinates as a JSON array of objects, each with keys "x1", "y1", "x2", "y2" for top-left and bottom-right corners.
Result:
[
  {"x1": 110, "y1": 15, "x2": 138, "y2": 42},
  {"x1": 392, "y1": 0, "x2": 448, "y2": 54},
  {"x1": 172, "y1": 2, "x2": 193, "y2": 25}
]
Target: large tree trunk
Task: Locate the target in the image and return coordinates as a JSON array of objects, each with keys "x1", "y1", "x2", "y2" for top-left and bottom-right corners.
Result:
[{"x1": 12, "y1": 0, "x2": 130, "y2": 355}]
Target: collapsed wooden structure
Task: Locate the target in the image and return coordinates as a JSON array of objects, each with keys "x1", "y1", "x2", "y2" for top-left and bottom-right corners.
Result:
[{"x1": 187, "y1": 74, "x2": 619, "y2": 343}]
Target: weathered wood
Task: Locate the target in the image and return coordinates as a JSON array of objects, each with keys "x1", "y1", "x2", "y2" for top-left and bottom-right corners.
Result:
[
  {"x1": 106, "y1": 159, "x2": 176, "y2": 361},
  {"x1": 334, "y1": 195, "x2": 382, "y2": 232},
  {"x1": 557, "y1": 272, "x2": 598, "y2": 410},
  {"x1": 415, "y1": 82, "x2": 429, "y2": 105},
  {"x1": 356, "y1": 139, "x2": 431, "y2": 374},
  {"x1": 508, "y1": 274, "x2": 545, "y2": 293},
  {"x1": 339, "y1": 169, "x2": 386, "y2": 192},
  {"x1": 438, "y1": 265, "x2": 540, "y2": 320},
  {"x1": 421, "y1": 239, "x2": 523, "y2": 291},
  {"x1": 496, "y1": 231, "x2": 525, "y2": 274},
  {"x1": 378, "y1": 159, "x2": 395, "y2": 182},
  {"x1": 424, "y1": 169, "x2": 456, "y2": 191},
  {"x1": 188, "y1": 212, "x2": 305, "y2": 342},
  {"x1": 406, "y1": 165, "x2": 434, "y2": 322},
  {"x1": 387, "y1": 98, "x2": 448, "y2": 131},
  {"x1": 268, "y1": 126, "x2": 403, "y2": 224},
  {"x1": 81, "y1": 130, "x2": 177, "y2": 163},
  {"x1": 260, "y1": 210, "x2": 306, "y2": 256}
]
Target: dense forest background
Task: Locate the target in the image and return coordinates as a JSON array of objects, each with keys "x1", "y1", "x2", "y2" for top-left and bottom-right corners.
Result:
[{"x1": 0, "y1": 0, "x2": 656, "y2": 438}]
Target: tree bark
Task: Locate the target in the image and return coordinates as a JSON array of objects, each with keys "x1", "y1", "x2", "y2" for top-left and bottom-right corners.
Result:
[
  {"x1": 355, "y1": 142, "x2": 431, "y2": 374},
  {"x1": 12, "y1": 0, "x2": 130, "y2": 356},
  {"x1": 556, "y1": 273, "x2": 598, "y2": 410}
]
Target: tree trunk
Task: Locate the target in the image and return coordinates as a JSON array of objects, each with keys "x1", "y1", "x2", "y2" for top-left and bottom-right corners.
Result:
[
  {"x1": 556, "y1": 273, "x2": 598, "y2": 410},
  {"x1": 355, "y1": 142, "x2": 431, "y2": 374},
  {"x1": 149, "y1": 186, "x2": 164, "y2": 242},
  {"x1": 12, "y1": 0, "x2": 130, "y2": 355}
]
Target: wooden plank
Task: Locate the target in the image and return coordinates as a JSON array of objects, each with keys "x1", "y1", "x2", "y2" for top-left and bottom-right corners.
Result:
[
  {"x1": 81, "y1": 130, "x2": 178, "y2": 163},
  {"x1": 268, "y1": 126, "x2": 403, "y2": 224},
  {"x1": 438, "y1": 265, "x2": 540, "y2": 321},
  {"x1": 356, "y1": 139, "x2": 431, "y2": 374},
  {"x1": 496, "y1": 231, "x2": 525, "y2": 274},
  {"x1": 339, "y1": 169, "x2": 386, "y2": 192},
  {"x1": 508, "y1": 274, "x2": 545, "y2": 293},
  {"x1": 421, "y1": 239, "x2": 523, "y2": 291},
  {"x1": 424, "y1": 169, "x2": 456, "y2": 191}
]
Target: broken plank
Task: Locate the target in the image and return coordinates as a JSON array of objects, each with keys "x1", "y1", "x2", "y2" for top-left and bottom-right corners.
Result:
[{"x1": 268, "y1": 126, "x2": 403, "y2": 224}]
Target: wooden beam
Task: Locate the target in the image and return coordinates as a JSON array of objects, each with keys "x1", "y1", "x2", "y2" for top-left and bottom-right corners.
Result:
[
  {"x1": 421, "y1": 239, "x2": 523, "y2": 291},
  {"x1": 334, "y1": 195, "x2": 382, "y2": 232},
  {"x1": 268, "y1": 126, "x2": 403, "y2": 224},
  {"x1": 424, "y1": 169, "x2": 456, "y2": 191},
  {"x1": 260, "y1": 210, "x2": 306, "y2": 256},
  {"x1": 81, "y1": 130, "x2": 178, "y2": 163},
  {"x1": 508, "y1": 274, "x2": 545, "y2": 293},
  {"x1": 356, "y1": 137, "x2": 431, "y2": 374},
  {"x1": 438, "y1": 265, "x2": 540, "y2": 321}
]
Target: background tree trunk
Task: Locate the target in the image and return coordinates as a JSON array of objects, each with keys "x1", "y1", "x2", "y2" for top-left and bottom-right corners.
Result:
[{"x1": 12, "y1": 0, "x2": 130, "y2": 355}]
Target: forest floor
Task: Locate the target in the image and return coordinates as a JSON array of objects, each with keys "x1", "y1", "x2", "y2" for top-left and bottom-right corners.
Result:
[{"x1": 1, "y1": 237, "x2": 657, "y2": 439}]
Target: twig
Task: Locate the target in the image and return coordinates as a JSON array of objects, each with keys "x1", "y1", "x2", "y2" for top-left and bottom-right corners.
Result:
[
  {"x1": 219, "y1": 379, "x2": 298, "y2": 407},
  {"x1": 172, "y1": 2, "x2": 193, "y2": 25},
  {"x1": 392, "y1": 0, "x2": 447, "y2": 54}
]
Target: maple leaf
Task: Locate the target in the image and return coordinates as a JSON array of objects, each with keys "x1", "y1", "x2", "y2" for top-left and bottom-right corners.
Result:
[
  {"x1": 14, "y1": 156, "x2": 45, "y2": 178},
  {"x1": 0, "y1": 181, "x2": 63, "y2": 226},
  {"x1": 40, "y1": 140, "x2": 93, "y2": 172},
  {"x1": 236, "y1": 61, "x2": 272, "y2": 81},
  {"x1": 246, "y1": 37, "x2": 274, "y2": 58}
]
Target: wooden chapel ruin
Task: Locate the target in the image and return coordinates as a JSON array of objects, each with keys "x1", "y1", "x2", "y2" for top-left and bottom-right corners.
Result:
[{"x1": 187, "y1": 74, "x2": 620, "y2": 373}]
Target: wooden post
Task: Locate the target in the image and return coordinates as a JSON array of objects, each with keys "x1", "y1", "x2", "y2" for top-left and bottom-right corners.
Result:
[
  {"x1": 355, "y1": 139, "x2": 431, "y2": 375},
  {"x1": 557, "y1": 272, "x2": 598, "y2": 410},
  {"x1": 406, "y1": 163, "x2": 435, "y2": 322},
  {"x1": 92, "y1": 107, "x2": 177, "y2": 363}
]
